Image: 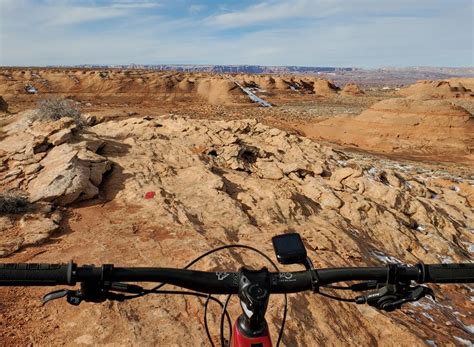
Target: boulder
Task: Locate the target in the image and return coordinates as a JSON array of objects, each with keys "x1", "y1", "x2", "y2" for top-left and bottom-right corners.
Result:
[
  {"x1": 28, "y1": 144, "x2": 111, "y2": 205},
  {"x1": 320, "y1": 190, "x2": 343, "y2": 209},
  {"x1": 341, "y1": 83, "x2": 365, "y2": 96},
  {"x1": 331, "y1": 167, "x2": 361, "y2": 183},
  {"x1": 19, "y1": 213, "x2": 60, "y2": 246},
  {"x1": 0, "y1": 205, "x2": 61, "y2": 257},
  {"x1": 48, "y1": 128, "x2": 73, "y2": 146},
  {"x1": 82, "y1": 113, "x2": 98, "y2": 126},
  {"x1": 255, "y1": 160, "x2": 284, "y2": 180},
  {"x1": 0, "y1": 111, "x2": 111, "y2": 204}
]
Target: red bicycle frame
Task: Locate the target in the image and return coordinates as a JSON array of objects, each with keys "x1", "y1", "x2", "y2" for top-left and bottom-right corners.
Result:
[{"x1": 231, "y1": 322, "x2": 272, "y2": 347}]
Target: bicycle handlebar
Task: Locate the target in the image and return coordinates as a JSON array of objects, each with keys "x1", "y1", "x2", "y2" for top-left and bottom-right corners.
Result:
[
  {"x1": 1, "y1": 262, "x2": 473, "y2": 294},
  {"x1": 421, "y1": 263, "x2": 474, "y2": 283}
]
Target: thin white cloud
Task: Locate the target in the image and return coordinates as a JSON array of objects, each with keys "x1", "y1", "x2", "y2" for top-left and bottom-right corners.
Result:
[
  {"x1": 205, "y1": 0, "x2": 329, "y2": 28},
  {"x1": 41, "y1": 6, "x2": 129, "y2": 26},
  {"x1": 1, "y1": 1, "x2": 162, "y2": 28},
  {"x1": 108, "y1": 2, "x2": 162, "y2": 10},
  {"x1": 204, "y1": 0, "x2": 458, "y2": 29}
]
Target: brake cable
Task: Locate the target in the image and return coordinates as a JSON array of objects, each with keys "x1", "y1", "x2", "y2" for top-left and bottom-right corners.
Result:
[
  {"x1": 317, "y1": 289, "x2": 356, "y2": 303},
  {"x1": 117, "y1": 243, "x2": 287, "y2": 347},
  {"x1": 220, "y1": 295, "x2": 232, "y2": 347},
  {"x1": 203, "y1": 295, "x2": 216, "y2": 347},
  {"x1": 174, "y1": 244, "x2": 287, "y2": 347},
  {"x1": 45, "y1": 244, "x2": 281, "y2": 347}
]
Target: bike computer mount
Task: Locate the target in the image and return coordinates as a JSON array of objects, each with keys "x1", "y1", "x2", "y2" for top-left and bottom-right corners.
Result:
[{"x1": 272, "y1": 233, "x2": 320, "y2": 293}]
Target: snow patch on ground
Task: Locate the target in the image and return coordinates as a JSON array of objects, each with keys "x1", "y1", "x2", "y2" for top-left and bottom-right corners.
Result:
[
  {"x1": 453, "y1": 336, "x2": 473, "y2": 346},
  {"x1": 438, "y1": 255, "x2": 454, "y2": 264},
  {"x1": 370, "y1": 250, "x2": 402, "y2": 264}
]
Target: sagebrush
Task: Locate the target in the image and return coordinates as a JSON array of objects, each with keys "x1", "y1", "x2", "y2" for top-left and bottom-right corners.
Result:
[
  {"x1": 0, "y1": 193, "x2": 30, "y2": 214},
  {"x1": 34, "y1": 98, "x2": 83, "y2": 125}
]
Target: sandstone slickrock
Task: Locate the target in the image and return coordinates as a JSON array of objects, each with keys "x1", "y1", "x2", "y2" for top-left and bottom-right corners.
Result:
[
  {"x1": 0, "y1": 114, "x2": 473, "y2": 345},
  {"x1": 399, "y1": 80, "x2": 474, "y2": 99},
  {"x1": 0, "y1": 202, "x2": 61, "y2": 257},
  {"x1": 87, "y1": 114, "x2": 472, "y2": 267},
  {"x1": 39, "y1": 115, "x2": 470, "y2": 345},
  {"x1": 0, "y1": 71, "x2": 257, "y2": 106},
  {"x1": 448, "y1": 77, "x2": 474, "y2": 91},
  {"x1": 302, "y1": 98, "x2": 474, "y2": 161}
]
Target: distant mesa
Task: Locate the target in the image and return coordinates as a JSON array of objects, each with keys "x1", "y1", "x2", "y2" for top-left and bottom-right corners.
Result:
[{"x1": 76, "y1": 64, "x2": 354, "y2": 74}]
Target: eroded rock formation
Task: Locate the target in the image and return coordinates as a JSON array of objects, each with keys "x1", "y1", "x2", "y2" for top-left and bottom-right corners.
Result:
[{"x1": 302, "y1": 98, "x2": 474, "y2": 161}]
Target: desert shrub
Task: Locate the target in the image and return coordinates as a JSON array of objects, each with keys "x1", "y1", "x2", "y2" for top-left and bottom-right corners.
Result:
[
  {"x1": 34, "y1": 98, "x2": 83, "y2": 126},
  {"x1": 0, "y1": 192, "x2": 30, "y2": 214}
]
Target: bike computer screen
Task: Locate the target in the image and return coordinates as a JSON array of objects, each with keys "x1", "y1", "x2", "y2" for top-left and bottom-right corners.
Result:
[{"x1": 272, "y1": 233, "x2": 307, "y2": 265}]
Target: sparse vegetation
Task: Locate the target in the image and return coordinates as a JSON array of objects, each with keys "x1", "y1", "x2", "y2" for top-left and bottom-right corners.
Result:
[
  {"x1": 0, "y1": 192, "x2": 30, "y2": 214},
  {"x1": 33, "y1": 97, "x2": 83, "y2": 126}
]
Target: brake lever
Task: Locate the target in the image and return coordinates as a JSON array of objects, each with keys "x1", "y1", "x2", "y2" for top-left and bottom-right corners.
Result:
[
  {"x1": 42, "y1": 282, "x2": 143, "y2": 306},
  {"x1": 383, "y1": 286, "x2": 435, "y2": 311},
  {"x1": 42, "y1": 289, "x2": 83, "y2": 306},
  {"x1": 355, "y1": 285, "x2": 435, "y2": 312},
  {"x1": 42, "y1": 289, "x2": 68, "y2": 305}
]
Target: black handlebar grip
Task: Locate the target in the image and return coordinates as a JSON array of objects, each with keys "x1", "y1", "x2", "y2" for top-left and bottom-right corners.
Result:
[
  {"x1": 0, "y1": 262, "x2": 75, "y2": 286},
  {"x1": 422, "y1": 263, "x2": 474, "y2": 283}
]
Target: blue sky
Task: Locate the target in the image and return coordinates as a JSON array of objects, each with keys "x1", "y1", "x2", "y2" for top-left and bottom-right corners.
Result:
[{"x1": 0, "y1": 0, "x2": 472, "y2": 67}]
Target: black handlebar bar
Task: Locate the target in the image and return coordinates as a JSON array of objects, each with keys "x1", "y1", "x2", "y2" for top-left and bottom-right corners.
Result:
[{"x1": 1, "y1": 262, "x2": 473, "y2": 294}]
